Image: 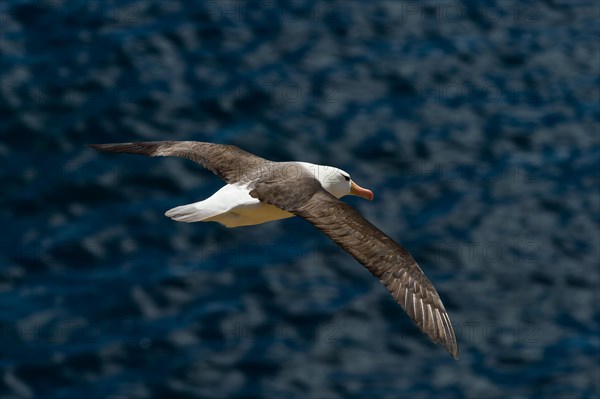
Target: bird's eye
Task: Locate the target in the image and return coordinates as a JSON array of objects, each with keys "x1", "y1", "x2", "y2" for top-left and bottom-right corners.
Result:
[{"x1": 343, "y1": 175, "x2": 350, "y2": 181}]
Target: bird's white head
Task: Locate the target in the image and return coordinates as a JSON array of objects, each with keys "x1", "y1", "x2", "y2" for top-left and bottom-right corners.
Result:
[{"x1": 299, "y1": 163, "x2": 374, "y2": 201}]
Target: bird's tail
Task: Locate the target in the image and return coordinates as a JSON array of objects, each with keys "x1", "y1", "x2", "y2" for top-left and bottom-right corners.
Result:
[{"x1": 165, "y1": 202, "x2": 223, "y2": 223}]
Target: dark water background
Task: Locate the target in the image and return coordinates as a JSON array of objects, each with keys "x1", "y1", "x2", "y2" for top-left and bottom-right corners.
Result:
[{"x1": 1, "y1": 1, "x2": 599, "y2": 398}]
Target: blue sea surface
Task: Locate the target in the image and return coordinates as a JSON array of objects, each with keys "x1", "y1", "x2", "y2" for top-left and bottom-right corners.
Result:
[{"x1": 1, "y1": 1, "x2": 599, "y2": 398}]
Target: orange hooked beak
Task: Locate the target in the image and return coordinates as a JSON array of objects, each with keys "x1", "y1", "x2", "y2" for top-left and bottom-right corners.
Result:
[{"x1": 350, "y1": 181, "x2": 374, "y2": 201}]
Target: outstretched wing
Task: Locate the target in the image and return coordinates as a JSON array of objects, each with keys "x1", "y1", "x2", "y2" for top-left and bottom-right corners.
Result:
[
  {"x1": 251, "y1": 178, "x2": 459, "y2": 359},
  {"x1": 88, "y1": 141, "x2": 271, "y2": 184}
]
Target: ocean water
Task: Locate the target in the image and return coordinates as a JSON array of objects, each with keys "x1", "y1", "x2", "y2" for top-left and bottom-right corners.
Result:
[{"x1": 1, "y1": 1, "x2": 599, "y2": 398}]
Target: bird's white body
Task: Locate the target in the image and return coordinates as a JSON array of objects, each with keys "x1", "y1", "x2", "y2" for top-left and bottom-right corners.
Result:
[
  {"x1": 166, "y1": 183, "x2": 293, "y2": 227},
  {"x1": 165, "y1": 162, "x2": 355, "y2": 227}
]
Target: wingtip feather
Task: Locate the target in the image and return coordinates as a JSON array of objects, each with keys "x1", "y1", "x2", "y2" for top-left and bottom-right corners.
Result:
[
  {"x1": 87, "y1": 143, "x2": 133, "y2": 152},
  {"x1": 86, "y1": 142, "x2": 163, "y2": 156}
]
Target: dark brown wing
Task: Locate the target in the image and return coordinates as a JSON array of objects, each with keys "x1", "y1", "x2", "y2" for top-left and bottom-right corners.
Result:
[
  {"x1": 88, "y1": 141, "x2": 271, "y2": 184},
  {"x1": 251, "y1": 178, "x2": 459, "y2": 359}
]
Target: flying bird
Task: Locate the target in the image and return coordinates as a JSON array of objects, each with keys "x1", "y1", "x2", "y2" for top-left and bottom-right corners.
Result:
[{"x1": 89, "y1": 141, "x2": 459, "y2": 359}]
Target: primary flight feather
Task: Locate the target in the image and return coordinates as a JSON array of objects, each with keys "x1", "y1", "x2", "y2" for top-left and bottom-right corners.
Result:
[{"x1": 89, "y1": 141, "x2": 459, "y2": 359}]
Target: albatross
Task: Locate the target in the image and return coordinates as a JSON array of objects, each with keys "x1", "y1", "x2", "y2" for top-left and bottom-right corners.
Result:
[{"x1": 89, "y1": 141, "x2": 459, "y2": 359}]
